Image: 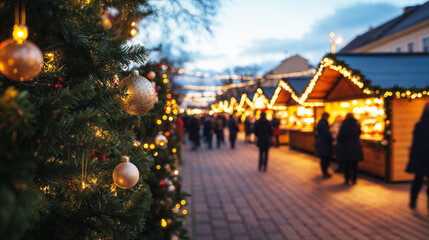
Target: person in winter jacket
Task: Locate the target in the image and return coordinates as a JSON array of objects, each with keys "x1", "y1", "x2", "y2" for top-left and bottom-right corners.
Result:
[
  {"x1": 253, "y1": 112, "x2": 273, "y2": 171},
  {"x1": 406, "y1": 103, "x2": 429, "y2": 209},
  {"x1": 203, "y1": 115, "x2": 214, "y2": 149},
  {"x1": 337, "y1": 113, "x2": 363, "y2": 185},
  {"x1": 316, "y1": 112, "x2": 334, "y2": 179},
  {"x1": 228, "y1": 114, "x2": 239, "y2": 149},
  {"x1": 271, "y1": 116, "x2": 281, "y2": 147}
]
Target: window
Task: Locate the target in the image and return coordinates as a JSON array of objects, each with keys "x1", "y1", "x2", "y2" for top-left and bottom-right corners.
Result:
[
  {"x1": 407, "y1": 42, "x2": 414, "y2": 52},
  {"x1": 423, "y1": 37, "x2": 429, "y2": 52},
  {"x1": 395, "y1": 47, "x2": 401, "y2": 53}
]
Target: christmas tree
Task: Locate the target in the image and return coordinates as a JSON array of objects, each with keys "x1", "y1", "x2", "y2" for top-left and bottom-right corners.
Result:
[
  {"x1": 0, "y1": 1, "x2": 189, "y2": 239},
  {"x1": 135, "y1": 63, "x2": 189, "y2": 240}
]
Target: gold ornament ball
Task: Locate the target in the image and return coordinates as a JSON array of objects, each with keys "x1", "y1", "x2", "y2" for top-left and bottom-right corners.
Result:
[
  {"x1": 0, "y1": 39, "x2": 44, "y2": 81},
  {"x1": 147, "y1": 71, "x2": 156, "y2": 80},
  {"x1": 113, "y1": 161, "x2": 139, "y2": 189},
  {"x1": 155, "y1": 132, "x2": 168, "y2": 148},
  {"x1": 119, "y1": 70, "x2": 156, "y2": 115}
]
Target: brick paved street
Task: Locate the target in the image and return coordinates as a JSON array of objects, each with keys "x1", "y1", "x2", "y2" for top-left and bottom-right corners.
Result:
[{"x1": 181, "y1": 133, "x2": 429, "y2": 240}]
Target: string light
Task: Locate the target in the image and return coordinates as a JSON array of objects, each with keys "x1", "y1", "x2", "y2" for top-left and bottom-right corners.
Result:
[{"x1": 160, "y1": 219, "x2": 167, "y2": 228}]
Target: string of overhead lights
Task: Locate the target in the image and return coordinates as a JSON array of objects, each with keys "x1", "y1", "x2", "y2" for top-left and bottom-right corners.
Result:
[{"x1": 175, "y1": 69, "x2": 316, "y2": 90}]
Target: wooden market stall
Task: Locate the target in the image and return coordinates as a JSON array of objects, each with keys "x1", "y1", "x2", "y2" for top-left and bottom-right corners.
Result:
[
  {"x1": 270, "y1": 77, "x2": 313, "y2": 146},
  {"x1": 300, "y1": 53, "x2": 429, "y2": 182}
]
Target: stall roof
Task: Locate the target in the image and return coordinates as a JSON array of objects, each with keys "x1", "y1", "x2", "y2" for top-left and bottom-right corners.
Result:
[
  {"x1": 283, "y1": 76, "x2": 313, "y2": 96},
  {"x1": 261, "y1": 87, "x2": 276, "y2": 99},
  {"x1": 336, "y1": 53, "x2": 429, "y2": 88}
]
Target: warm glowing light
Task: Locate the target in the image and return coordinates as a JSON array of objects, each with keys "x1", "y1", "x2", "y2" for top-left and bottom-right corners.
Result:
[
  {"x1": 181, "y1": 200, "x2": 186, "y2": 205},
  {"x1": 162, "y1": 115, "x2": 167, "y2": 120},
  {"x1": 340, "y1": 102, "x2": 350, "y2": 108},
  {"x1": 130, "y1": 28, "x2": 137, "y2": 36},
  {"x1": 365, "y1": 99, "x2": 371, "y2": 105},
  {"x1": 175, "y1": 204, "x2": 181, "y2": 209},
  {"x1": 172, "y1": 148, "x2": 177, "y2": 153},
  {"x1": 329, "y1": 32, "x2": 335, "y2": 37},
  {"x1": 173, "y1": 170, "x2": 179, "y2": 175},
  {"x1": 352, "y1": 100, "x2": 358, "y2": 105},
  {"x1": 143, "y1": 143, "x2": 149, "y2": 149},
  {"x1": 150, "y1": 144, "x2": 155, "y2": 149},
  {"x1": 163, "y1": 74, "x2": 167, "y2": 78},
  {"x1": 131, "y1": 21, "x2": 136, "y2": 27},
  {"x1": 157, "y1": 120, "x2": 162, "y2": 125},
  {"x1": 154, "y1": 152, "x2": 158, "y2": 156},
  {"x1": 182, "y1": 210, "x2": 188, "y2": 215},
  {"x1": 161, "y1": 219, "x2": 167, "y2": 228},
  {"x1": 168, "y1": 116, "x2": 174, "y2": 121},
  {"x1": 12, "y1": 24, "x2": 28, "y2": 43},
  {"x1": 156, "y1": 165, "x2": 161, "y2": 170}
]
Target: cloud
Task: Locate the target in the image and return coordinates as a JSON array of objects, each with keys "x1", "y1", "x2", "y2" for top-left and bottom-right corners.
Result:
[{"x1": 241, "y1": 2, "x2": 401, "y2": 64}]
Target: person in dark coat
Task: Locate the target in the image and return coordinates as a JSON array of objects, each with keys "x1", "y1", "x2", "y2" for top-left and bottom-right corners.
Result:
[
  {"x1": 253, "y1": 112, "x2": 273, "y2": 171},
  {"x1": 271, "y1": 116, "x2": 281, "y2": 147},
  {"x1": 214, "y1": 115, "x2": 224, "y2": 148},
  {"x1": 244, "y1": 117, "x2": 253, "y2": 143},
  {"x1": 405, "y1": 103, "x2": 429, "y2": 209},
  {"x1": 203, "y1": 115, "x2": 214, "y2": 149},
  {"x1": 316, "y1": 112, "x2": 334, "y2": 179},
  {"x1": 188, "y1": 116, "x2": 200, "y2": 150},
  {"x1": 337, "y1": 113, "x2": 363, "y2": 185},
  {"x1": 228, "y1": 114, "x2": 239, "y2": 149}
]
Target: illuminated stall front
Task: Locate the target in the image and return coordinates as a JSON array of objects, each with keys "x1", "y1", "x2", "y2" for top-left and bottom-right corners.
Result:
[
  {"x1": 270, "y1": 76, "x2": 317, "y2": 150},
  {"x1": 301, "y1": 53, "x2": 429, "y2": 182},
  {"x1": 270, "y1": 79, "x2": 306, "y2": 145}
]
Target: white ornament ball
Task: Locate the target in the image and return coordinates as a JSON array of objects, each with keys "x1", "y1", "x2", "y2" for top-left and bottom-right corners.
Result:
[
  {"x1": 381, "y1": 139, "x2": 389, "y2": 146},
  {"x1": 113, "y1": 157, "x2": 139, "y2": 189},
  {"x1": 147, "y1": 71, "x2": 156, "y2": 80},
  {"x1": 155, "y1": 132, "x2": 168, "y2": 148},
  {"x1": 168, "y1": 185, "x2": 176, "y2": 192},
  {"x1": 119, "y1": 70, "x2": 156, "y2": 115}
]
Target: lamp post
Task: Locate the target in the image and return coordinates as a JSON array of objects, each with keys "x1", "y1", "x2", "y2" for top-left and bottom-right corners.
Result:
[{"x1": 330, "y1": 32, "x2": 343, "y2": 54}]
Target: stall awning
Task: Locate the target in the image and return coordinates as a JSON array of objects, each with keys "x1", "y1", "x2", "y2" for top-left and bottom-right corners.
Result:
[
  {"x1": 300, "y1": 53, "x2": 429, "y2": 103},
  {"x1": 336, "y1": 53, "x2": 429, "y2": 88}
]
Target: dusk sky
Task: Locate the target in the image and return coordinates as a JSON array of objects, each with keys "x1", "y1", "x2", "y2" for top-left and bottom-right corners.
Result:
[{"x1": 181, "y1": 0, "x2": 425, "y2": 74}]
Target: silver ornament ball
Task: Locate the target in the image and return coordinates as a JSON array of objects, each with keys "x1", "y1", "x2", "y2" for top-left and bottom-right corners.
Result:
[{"x1": 155, "y1": 132, "x2": 168, "y2": 148}]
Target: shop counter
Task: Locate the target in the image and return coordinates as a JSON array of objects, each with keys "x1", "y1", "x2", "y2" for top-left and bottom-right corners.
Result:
[{"x1": 289, "y1": 129, "x2": 315, "y2": 153}]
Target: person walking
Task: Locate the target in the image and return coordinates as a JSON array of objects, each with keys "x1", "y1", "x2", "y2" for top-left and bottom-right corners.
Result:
[
  {"x1": 337, "y1": 113, "x2": 363, "y2": 185},
  {"x1": 203, "y1": 115, "x2": 214, "y2": 149},
  {"x1": 253, "y1": 112, "x2": 273, "y2": 171},
  {"x1": 188, "y1": 116, "x2": 200, "y2": 150},
  {"x1": 406, "y1": 103, "x2": 429, "y2": 209},
  {"x1": 271, "y1": 115, "x2": 281, "y2": 147},
  {"x1": 244, "y1": 117, "x2": 252, "y2": 143},
  {"x1": 214, "y1": 115, "x2": 224, "y2": 148},
  {"x1": 228, "y1": 114, "x2": 239, "y2": 149},
  {"x1": 316, "y1": 112, "x2": 334, "y2": 179}
]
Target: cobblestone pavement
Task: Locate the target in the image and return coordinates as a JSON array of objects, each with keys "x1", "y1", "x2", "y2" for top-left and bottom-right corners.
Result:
[{"x1": 181, "y1": 133, "x2": 429, "y2": 240}]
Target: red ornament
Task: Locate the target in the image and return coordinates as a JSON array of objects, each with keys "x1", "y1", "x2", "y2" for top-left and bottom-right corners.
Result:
[
  {"x1": 58, "y1": 77, "x2": 65, "y2": 84},
  {"x1": 163, "y1": 106, "x2": 167, "y2": 112},
  {"x1": 164, "y1": 131, "x2": 170, "y2": 137},
  {"x1": 156, "y1": 63, "x2": 162, "y2": 69},
  {"x1": 158, "y1": 180, "x2": 166, "y2": 190},
  {"x1": 97, "y1": 152, "x2": 107, "y2": 162},
  {"x1": 54, "y1": 84, "x2": 63, "y2": 90}
]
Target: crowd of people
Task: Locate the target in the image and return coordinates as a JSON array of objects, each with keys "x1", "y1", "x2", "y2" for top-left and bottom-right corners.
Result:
[
  {"x1": 180, "y1": 103, "x2": 429, "y2": 209},
  {"x1": 181, "y1": 113, "x2": 240, "y2": 151}
]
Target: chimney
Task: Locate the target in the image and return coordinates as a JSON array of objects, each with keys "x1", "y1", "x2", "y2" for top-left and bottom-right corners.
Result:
[{"x1": 403, "y1": 5, "x2": 418, "y2": 14}]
